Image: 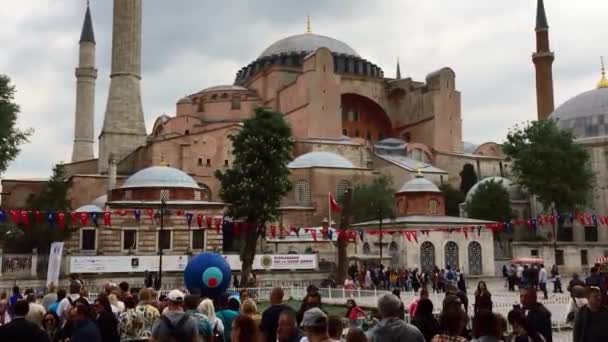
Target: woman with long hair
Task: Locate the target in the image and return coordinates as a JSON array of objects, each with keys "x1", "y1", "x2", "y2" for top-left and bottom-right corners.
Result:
[
  {"x1": 345, "y1": 299, "x2": 366, "y2": 326},
  {"x1": 0, "y1": 291, "x2": 10, "y2": 326},
  {"x1": 231, "y1": 314, "x2": 258, "y2": 342},
  {"x1": 432, "y1": 306, "x2": 468, "y2": 342},
  {"x1": 198, "y1": 298, "x2": 224, "y2": 338},
  {"x1": 411, "y1": 298, "x2": 440, "y2": 342},
  {"x1": 94, "y1": 294, "x2": 120, "y2": 342},
  {"x1": 240, "y1": 298, "x2": 261, "y2": 327},
  {"x1": 474, "y1": 280, "x2": 493, "y2": 313},
  {"x1": 42, "y1": 311, "x2": 64, "y2": 342}
]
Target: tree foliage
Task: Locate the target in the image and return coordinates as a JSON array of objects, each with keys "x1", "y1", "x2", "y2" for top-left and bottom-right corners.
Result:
[
  {"x1": 349, "y1": 175, "x2": 395, "y2": 223},
  {"x1": 439, "y1": 183, "x2": 465, "y2": 217},
  {"x1": 465, "y1": 179, "x2": 513, "y2": 222},
  {"x1": 215, "y1": 108, "x2": 293, "y2": 281},
  {"x1": 459, "y1": 163, "x2": 478, "y2": 195},
  {"x1": 0, "y1": 164, "x2": 72, "y2": 253},
  {"x1": 0, "y1": 75, "x2": 32, "y2": 173},
  {"x1": 502, "y1": 120, "x2": 594, "y2": 211}
]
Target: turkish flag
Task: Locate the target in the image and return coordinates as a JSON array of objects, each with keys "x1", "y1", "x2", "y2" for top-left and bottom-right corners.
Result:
[{"x1": 329, "y1": 193, "x2": 341, "y2": 212}]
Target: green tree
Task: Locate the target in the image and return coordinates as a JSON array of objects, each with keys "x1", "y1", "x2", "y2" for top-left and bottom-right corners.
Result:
[
  {"x1": 459, "y1": 163, "x2": 478, "y2": 195},
  {"x1": 215, "y1": 108, "x2": 293, "y2": 283},
  {"x1": 465, "y1": 179, "x2": 513, "y2": 222},
  {"x1": 440, "y1": 183, "x2": 465, "y2": 216},
  {"x1": 0, "y1": 164, "x2": 72, "y2": 253},
  {"x1": 0, "y1": 75, "x2": 32, "y2": 173},
  {"x1": 502, "y1": 120, "x2": 594, "y2": 212}
]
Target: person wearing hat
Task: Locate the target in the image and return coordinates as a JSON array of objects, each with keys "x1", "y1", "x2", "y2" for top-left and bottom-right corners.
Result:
[
  {"x1": 300, "y1": 308, "x2": 333, "y2": 342},
  {"x1": 150, "y1": 289, "x2": 200, "y2": 342}
]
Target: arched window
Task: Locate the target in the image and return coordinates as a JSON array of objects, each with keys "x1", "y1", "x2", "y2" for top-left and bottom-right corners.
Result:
[
  {"x1": 197, "y1": 183, "x2": 212, "y2": 201},
  {"x1": 409, "y1": 148, "x2": 430, "y2": 163},
  {"x1": 363, "y1": 242, "x2": 371, "y2": 255},
  {"x1": 294, "y1": 180, "x2": 311, "y2": 206},
  {"x1": 420, "y1": 242, "x2": 435, "y2": 273},
  {"x1": 197, "y1": 97, "x2": 205, "y2": 112},
  {"x1": 221, "y1": 93, "x2": 229, "y2": 99},
  {"x1": 468, "y1": 241, "x2": 482, "y2": 275},
  {"x1": 231, "y1": 96, "x2": 241, "y2": 109},
  {"x1": 428, "y1": 200, "x2": 438, "y2": 215},
  {"x1": 336, "y1": 180, "x2": 351, "y2": 201},
  {"x1": 444, "y1": 241, "x2": 459, "y2": 269}
]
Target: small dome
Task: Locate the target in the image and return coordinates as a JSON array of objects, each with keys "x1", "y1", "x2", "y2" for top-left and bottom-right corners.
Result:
[
  {"x1": 288, "y1": 151, "x2": 355, "y2": 169},
  {"x1": 397, "y1": 174, "x2": 440, "y2": 193},
  {"x1": 121, "y1": 166, "x2": 200, "y2": 189},
  {"x1": 465, "y1": 176, "x2": 525, "y2": 202},
  {"x1": 177, "y1": 96, "x2": 192, "y2": 104},
  {"x1": 201, "y1": 85, "x2": 249, "y2": 93},
  {"x1": 75, "y1": 204, "x2": 102, "y2": 213},
  {"x1": 92, "y1": 194, "x2": 107, "y2": 208},
  {"x1": 549, "y1": 87, "x2": 608, "y2": 138},
  {"x1": 462, "y1": 141, "x2": 479, "y2": 154},
  {"x1": 259, "y1": 33, "x2": 359, "y2": 59}
]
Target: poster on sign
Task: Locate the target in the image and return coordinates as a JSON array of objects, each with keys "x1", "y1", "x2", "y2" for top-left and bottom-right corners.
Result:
[
  {"x1": 70, "y1": 255, "x2": 189, "y2": 273},
  {"x1": 46, "y1": 242, "x2": 64, "y2": 286},
  {"x1": 223, "y1": 254, "x2": 318, "y2": 270}
]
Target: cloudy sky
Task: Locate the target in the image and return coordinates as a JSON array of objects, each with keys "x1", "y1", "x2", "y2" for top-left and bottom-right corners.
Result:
[{"x1": 1, "y1": 0, "x2": 606, "y2": 179}]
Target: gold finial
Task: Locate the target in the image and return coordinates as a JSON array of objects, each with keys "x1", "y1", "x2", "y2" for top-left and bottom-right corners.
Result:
[
  {"x1": 599, "y1": 56, "x2": 608, "y2": 89},
  {"x1": 415, "y1": 164, "x2": 424, "y2": 176},
  {"x1": 306, "y1": 15, "x2": 312, "y2": 34},
  {"x1": 160, "y1": 153, "x2": 168, "y2": 166}
]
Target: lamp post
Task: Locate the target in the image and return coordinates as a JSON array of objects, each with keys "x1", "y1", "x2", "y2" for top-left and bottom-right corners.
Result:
[
  {"x1": 378, "y1": 208, "x2": 384, "y2": 263},
  {"x1": 157, "y1": 195, "x2": 167, "y2": 290}
]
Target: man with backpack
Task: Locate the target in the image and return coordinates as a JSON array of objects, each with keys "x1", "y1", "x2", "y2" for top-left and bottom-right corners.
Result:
[
  {"x1": 57, "y1": 281, "x2": 82, "y2": 326},
  {"x1": 150, "y1": 289, "x2": 200, "y2": 342}
]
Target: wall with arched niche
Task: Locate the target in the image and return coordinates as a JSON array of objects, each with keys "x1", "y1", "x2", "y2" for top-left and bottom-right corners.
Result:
[{"x1": 341, "y1": 93, "x2": 393, "y2": 141}]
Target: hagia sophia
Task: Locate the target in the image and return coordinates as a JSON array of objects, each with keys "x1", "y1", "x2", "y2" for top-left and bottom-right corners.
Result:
[{"x1": 2, "y1": 0, "x2": 608, "y2": 276}]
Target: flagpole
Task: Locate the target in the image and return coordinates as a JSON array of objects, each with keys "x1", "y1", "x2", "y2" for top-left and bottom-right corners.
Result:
[{"x1": 328, "y1": 192, "x2": 332, "y2": 229}]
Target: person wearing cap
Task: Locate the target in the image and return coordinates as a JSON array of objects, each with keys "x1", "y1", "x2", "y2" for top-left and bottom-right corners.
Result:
[
  {"x1": 366, "y1": 294, "x2": 424, "y2": 342},
  {"x1": 150, "y1": 289, "x2": 200, "y2": 342},
  {"x1": 573, "y1": 286, "x2": 608, "y2": 342},
  {"x1": 300, "y1": 308, "x2": 333, "y2": 342}
]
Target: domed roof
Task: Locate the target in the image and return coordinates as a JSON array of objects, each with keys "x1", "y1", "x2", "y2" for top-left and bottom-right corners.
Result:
[
  {"x1": 549, "y1": 87, "x2": 608, "y2": 138},
  {"x1": 121, "y1": 166, "x2": 200, "y2": 189},
  {"x1": 92, "y1": 194, "x2": 107, "y2": 208},
  {"x1": 259, "y1": 33, "x2": 359, "y2": 59},
  {"x1": 177, "y1": 96, "x2": 192, "y2": 104},
  {"x1": 75, "y1": 204, "x2": 102, "y2": 213},
  {"x1": 397, "y1": 174, "x2": 440, "y2": 193},
  {"x1": 465, "y1": 176, "x2": 526, "y2": 202},
  {"x1": 201, "y1": 85, "x2": 249, "y2": 93},
  {"x1": 288, "y1": 151, "x2": 355, "y2": 169}
]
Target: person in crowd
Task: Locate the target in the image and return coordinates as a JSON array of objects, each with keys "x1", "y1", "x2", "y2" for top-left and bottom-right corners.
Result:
[
  {"x1": 573, "y1": 286, "x2": 608, "y2": 342},
  {"x1": 507, "y1": 308, "x2": 544, "y2": 342},
  {"x1": 391, "y1": 289, "x2": 405, "y2": 319},
  {"x1": 0, "y1": 291, "x2": 10, "y2": 326},
  {"x1": 150, "y1": 289, "x2": 199, "y2": 342},
  {"x1": 516, "y1": 264, "x2": 524, "y2": 288},
  {"x1": 366, "y1": 294, "x2": 424, "y2": 342},
  {"x1": 58, "y1": 281, "x2": 82, "y2": 324},
  {"x1": 538, "y1": 264, "x2": 548, "y2": 300},
  {"x1": 118, "y1": 282, "x2": 131, "y2": 302},
  {"x1": 345, "y1": 327, "x2": 367, "y2": 342},
  {"x1": 585, "y1": 267, "x2": 603, "y2": 287},
  {"x1": 26, "y1": 293, "x2": 46, "y2": 327},
  {"x1": 42, "y1": 284, "x2": 58, "y2": 312},
  {"x1": 130, "y1": 287, "x2": 160, "y2": 341},
  {"x1": 231, "y1": 314, "x2": 257, "y2": 342},
  {"x1": 327, "y1": 315, "x2": 344, "y2": 341},
  {"x1": 94, "y1": 294, "x2": 120, "y2": 342},
  {"x1": 216, "y1": 293, "x2": 239, "y2": 342},
  {"x1": 8, "y1": 286, "x2": 23, "y2": 318},
  {"x1": 69, "y1": 302, "x2": 102, "y2": 342},
  {"x1": 494, "y1": 313, "x2": 508, "y2": 342},
  {"x1": 109, "y1": 293, "x2": 125, "y2": 317},
  {"x1": 568, "y1": 273, "x2": 586, "y2": 292},
  {"x1": 507, "y1": 264, "x2": 516, "y2": 292},
  {"x1": 301, "y1": 308, "x2": 331, "y2": 342},
  {"x1": 457, "y1": 272, "x2": 467, "y2": 294},
  {"x1": 566, "y1": 285, "x2": 587, "y2": 324},
  {"x1": 42, "y1": 311, "x2": 64, "y2": 342},
  {"x1": 474, "y1": 281, "x2": 492, "y2": 313},
  {"x1": 520, "y1": 286, "x2": 552, "y2": 342},
  {"x1": 431, "y1": 306, "x2": 468, "y2": 342},
  {"x1": 277, "y1": 309, "x2": 304, "y2": 342},
  {"x1": 345, "y1": 299, "x2": 366, "y2": 326},
  {"x1": 471, "y1": 310, "x2": 500, "y2": 342},
  {"x1": 550, "y1": 265, "x2": 562, "y2": 293},
  {"x1": 409, "y1": 288, "x2": 429, "y2": 318},
  {"x1": 118, "y1": 295, "x2": 142, "y2": 341},
  {"x1": 182, "y1": 294, "x2": 211, "y2": 341},
  {"x1": 445, "y1": 285, "x2": 469, "y2": 316},
  {"x1": 411, "y1": 298, "x2": 439, "y2": 342},
  {"x1": 0, "y1": 299, "x2": 50, "y2": 341},
  {"x1": 198, "y1": 298, "x2": 224, "y2": 341},
  {"x1": 232, "y1": 275, "x2": 240, "y2": 288},
  {"x1": 80, "y1": 287, "x2": 92, "y2": 304},
  {"x1": 260, "y1": 287, "x2": 291, "y2": 342},
  {"x1": 239, "y1": 289, "x2": 250, "y2": 302},
  {"x1": 240, "y1": 298, "x2": 261, "y2": 327},
  {"x1": 297, "y1": 292, "x2": 323, "y2": 325},
  {"x1": 48, "y1": 289, "x2": 66, "y2": 315}
]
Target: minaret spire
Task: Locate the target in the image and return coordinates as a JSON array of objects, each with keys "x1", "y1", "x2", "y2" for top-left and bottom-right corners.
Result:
[
  {"x1": 71, "y1": 1, "x2": 97, "y2": 162},
  {"x1": 306, "y1": 15, "x2": 312, "y2": 33},
  {"x1": 599, "y1": 56, "x2": 608, "y2": 89},
  {"x1": 396, "y1": 58, "x2": 401, "y2": 80},
  {"x1": 532, "y1": 0, "x2": 555, "y2": 120}
]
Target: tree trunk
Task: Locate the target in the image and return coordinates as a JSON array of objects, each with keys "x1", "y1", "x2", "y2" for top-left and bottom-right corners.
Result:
[
  {"x1": 337, "y1": 189, "x2": 352, "y2": 283},
  {"x1": 240, "y1": 220, "x2": 258, "y2": 287}
]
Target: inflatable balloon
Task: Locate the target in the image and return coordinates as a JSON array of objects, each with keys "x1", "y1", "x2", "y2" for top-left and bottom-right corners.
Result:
[{"x1": 184, "y1": 252, "x2": 232, "y2": 298}]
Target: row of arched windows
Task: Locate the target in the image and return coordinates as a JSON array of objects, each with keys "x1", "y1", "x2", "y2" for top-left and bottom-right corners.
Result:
[{"x1": 293, "y1": 179, "x2": 352, "y2": 206}]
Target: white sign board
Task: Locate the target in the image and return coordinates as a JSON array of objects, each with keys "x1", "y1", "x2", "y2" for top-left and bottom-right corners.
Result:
[
  {"x1": 223, "y1": 254, "x2": 318, "y2": 270},
  {"x1": 70, "y1": 255, "x2": 188, "y2": 274},
  {"x1": 46, "y1": 242, "x2": 64, "y2": 286}
]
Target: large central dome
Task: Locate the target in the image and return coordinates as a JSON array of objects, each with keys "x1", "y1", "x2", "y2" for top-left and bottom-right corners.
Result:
[
  {"x1": 259, "y1": 33, "x2": 359, "y2": 59},
  {"x1": 550, "y1": 87, "x2": 608, "y2": 138}
]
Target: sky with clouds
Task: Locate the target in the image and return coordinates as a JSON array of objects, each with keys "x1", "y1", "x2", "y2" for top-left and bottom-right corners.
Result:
[{"x1": 1, "y1": 0, "x2": 607, "y2": 179}]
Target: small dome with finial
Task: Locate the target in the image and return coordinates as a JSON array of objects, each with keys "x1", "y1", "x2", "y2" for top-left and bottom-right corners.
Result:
[{"x1": 598, "y1": 56, "x2": 608, "y2": 89}]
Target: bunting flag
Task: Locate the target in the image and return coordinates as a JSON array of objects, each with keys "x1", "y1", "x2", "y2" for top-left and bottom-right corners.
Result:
[
  {"x1": 185, "y1": 213, "x2": 193, "y2": 229},
  {"x1": 233, "y1": 222, "x2": 241, "y2": 236},
  {"x1": 0, "y1": 210, "x2": 6, "y2": 222},
  {"x1": 9, "y1": 210, "x2": 19, "y2": 224},
  {"x1": 329, "y1": 193, "x2": 342, "y2": 213},
  {"x1": 592, "y1": 214, "x2": 598, "y2": 227},
  {"x1": 79, "y1": 212, "x2": 88, "y2": 226},
  {"x1": 20, "y1": 210, "x2": 30, "y2": 227},
  {"x1": 58, "y1": 213, "x2": 66, "y2": 229},
  {"x1": 118, "y1": 210, "x2": 128, "y2": 216},
  {"x1": 47, "y1": 212, "x2": 55, "y2": 228},
  {"x1": 196, "y1": 214, "x2": 204, "y2": 228},
  {"x1": 146, "y1": 209, "x2": 154, "y2": 221},
  {"x1": 462, "y1": 228, "x2": 468, "y2": 239},
  {"x1": 70, "y1": 212, "x2": 79, "y2": 227},
  {"x1": 214, "y1": 217, "x2": 222, "y2": 233},
  {"x1": 206, "y1": 216, "x2": 213, "y2": 230},
  {"x1": 270, "y1": 225, "x2": 277, "y2": 239},
  {"x1": 91, "y1": 213, "x2": 99, "y2": 227},
  {"x1": 103, "y1": 212, "x2": 112, "y2": 227},
  {"x1": 404, "y1": 231, "x2": 412, "y2": 242},
  {"x1": 328, "y1": 230, "x2": 333, "y2": 240},
  {"x1": 412, "y1": 231, "x2": 418, "y2": 243},
  {"x1": 35, "y1": 211, "x2": 43, "y2": 224},
  {"x1": 176, "y1": 210, "x2": 184, "y2": 216},
  {"x1": 310, "y1": 229, "x2": 317, "y2": 241},
  {"x1": 358, "y1": 230, "x2": 364, "y2": 241},
  {"x1": 134, "y1": 209, "x2": 142, "y2": 223}
]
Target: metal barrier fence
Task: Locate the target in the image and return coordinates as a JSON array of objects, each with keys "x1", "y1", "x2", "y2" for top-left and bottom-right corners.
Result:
[{"x1": 1, "y1": 254, "x2": 32, "y2": 276}]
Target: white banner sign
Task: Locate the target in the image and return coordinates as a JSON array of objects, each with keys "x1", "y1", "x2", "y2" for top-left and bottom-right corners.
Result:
[
  {"x1": 70, "y1": 255, "x2": 188, "y2": 274},
  {"x1": 223, "y1": 254, "x2": 318, "y2": 270},
  {"x1": 46, "y1": 242, "x2": 64, "y2": 286}
]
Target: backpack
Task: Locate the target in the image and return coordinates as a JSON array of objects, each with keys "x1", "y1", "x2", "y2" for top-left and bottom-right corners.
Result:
[
  {"x1": 446, "y1": 270, "x2": 455, "y2": 281},
  {"x1": 160, "y1": 314, "x2": 191, "y2": 342},
  {"x1": 212, "y1": 321, "x2": 225, "y2": 342}
]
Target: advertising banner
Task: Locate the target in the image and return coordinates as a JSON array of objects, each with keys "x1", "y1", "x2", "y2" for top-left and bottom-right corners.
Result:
[
  {"x1": 70, "y1": 255, "x2": 188, "y2": 273},
  {"x1": 223, "y1": 254, "x2": 318, "y2": 270},
  {"x1": 46, "y1": 242, "x2": 64, "y2": 286}
]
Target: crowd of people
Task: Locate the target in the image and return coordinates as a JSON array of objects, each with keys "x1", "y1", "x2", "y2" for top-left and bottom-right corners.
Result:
[
  {"x1": 501, "y1": 264, "x2": 560, "y2": 298},
  {"x1": 1, "y1": 265, "x2": 608, "y2": 341}
]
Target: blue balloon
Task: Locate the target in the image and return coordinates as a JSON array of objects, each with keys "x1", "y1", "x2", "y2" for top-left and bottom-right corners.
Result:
[{"x1": 184, "y1": 252, "x2": 232, "y2": 298}]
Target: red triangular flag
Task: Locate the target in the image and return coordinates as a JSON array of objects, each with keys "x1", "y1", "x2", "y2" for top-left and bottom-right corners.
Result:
[
  {"x1": 329, "y1": 193, "x2": 342, "y2": 213},
  {"x1": 103, "y1": 212, "x2": 112, "y2": 227}
]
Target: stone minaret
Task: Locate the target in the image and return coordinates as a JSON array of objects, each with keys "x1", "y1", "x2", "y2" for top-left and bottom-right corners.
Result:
[
  {"x1": 98, "y1": 0, "x2": 147, "y2": 173},
  {"x1": 71, "y1": 3, "x2": 97, "y2": 162},
  {"x1": 532, "y1": 0, "x2": 555, "y2": 121},
  {"x1": 396, "y1": 58, "x2": 401, "y2": 80}
]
